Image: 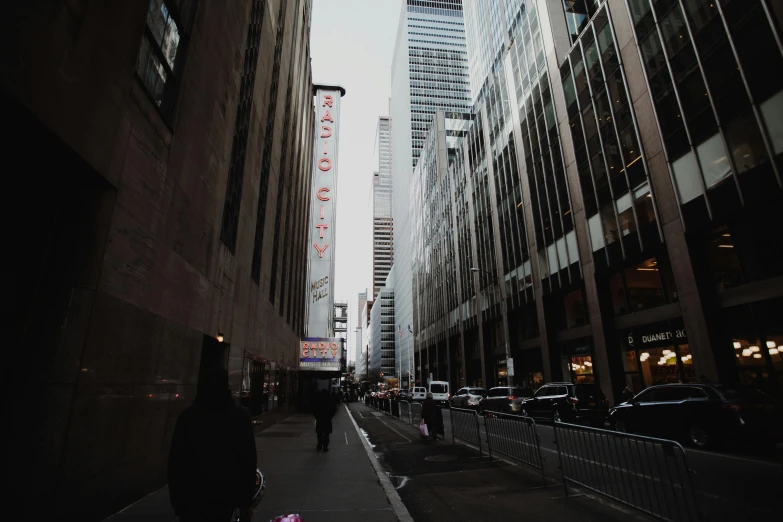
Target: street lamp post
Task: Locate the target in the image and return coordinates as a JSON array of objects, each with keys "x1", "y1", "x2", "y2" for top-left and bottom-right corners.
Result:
[{"x1": 470, "y1": 267, "x2": 513, "y2": 387}]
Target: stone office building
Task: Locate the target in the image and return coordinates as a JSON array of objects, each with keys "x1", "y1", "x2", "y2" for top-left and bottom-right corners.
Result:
[
  {"x1": 411, "y1": 0, "x2": 783, "y2": 403},
  {"x1": 4, "y1": 0, "x2": 315, "y2": 518}
]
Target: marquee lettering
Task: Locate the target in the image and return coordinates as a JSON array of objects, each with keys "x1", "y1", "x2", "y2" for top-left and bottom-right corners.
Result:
[
  {"x1": 317, "y1": 187, "x2": 330, "y2": 201},
  {"x1": 322, "y1": 95, "x2": 333, "y2": 107},
  {"x1": 315, "y1": 223, "x2": 328, "y2": 238},
  {"x1": 311, "y1": 276, "x2": 329, "y2": 290},
  {"x1": 318, "y1": 158, "x2": 332, "y2": 171},
  {"x1": 323, "y1": 141, "x2": 329, "y2": 155},
  {"x1": 314, "y1": 243, "x2": 329, "y2": 258},
  {"x1": 320, "y1": 125, "x2": 332, "y2": 138},
  {"x1": 320, "y1": 110, "x2": 334, "y2": 123},
  {"x1": 320, "y1": 205, "x2": 325, "y2": 219}
]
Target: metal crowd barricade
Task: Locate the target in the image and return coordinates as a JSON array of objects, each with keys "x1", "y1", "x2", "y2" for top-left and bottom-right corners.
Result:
[
  {"x1": 410, "y1": 402, "x2": 423, "y2": 427},
  {"x1": 553, "y1": 422, "x2": 703, "y2": 522},
  {"x1": 449, "y1": 407, "x2": 482, "y2": 458},
  {"x1": 483, "y1": 411, "x2": 546, "y2": 486},
  {"x1": 391, "y1": 399, "x2": 400, "y2": 418},
  {"x1": 399, "y1": 400, "x2": 411, "y2": 423}
]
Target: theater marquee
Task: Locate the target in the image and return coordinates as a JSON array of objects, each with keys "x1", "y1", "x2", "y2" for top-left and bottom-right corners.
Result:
[
  {"x1": 307, "y1": 85, "x2": 346, "y2": 338},
  {"x1": 299, "y1": 337, "x2": 346, "y2": 372}
]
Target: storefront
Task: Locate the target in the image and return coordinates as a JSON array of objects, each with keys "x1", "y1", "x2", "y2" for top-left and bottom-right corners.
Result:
[
  {"x1": 558, "y1": 339, "x2": 596, "y2": 384},
  {"x1": 496, "y1": 356, "x2": 508, "y2": 387},
  {"x1": 619, "y1": 319, "x2": 696, "y2": 394},
  {"x1": 240, "y1": 351, "x2": 295, "y2": 417},
  {"x1": 720, "y1": 299, "x2": 783, "y2": 398}
]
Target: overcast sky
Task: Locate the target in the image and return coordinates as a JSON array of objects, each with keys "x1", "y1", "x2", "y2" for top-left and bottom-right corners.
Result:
[{"x1": 311, "y1": 0, "x2": 402, "y2": 360}]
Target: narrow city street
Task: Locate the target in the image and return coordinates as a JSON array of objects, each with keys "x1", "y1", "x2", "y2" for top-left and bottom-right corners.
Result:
[
  {"x1": 355, "y1": 400, "x2": 782, "y2": 522},
  {"x1": 438, "y1": 409, "x2": 782, "y2": 522},
  {"x1": 348, "y1": 401, "x2": 656, "y2": 522}
]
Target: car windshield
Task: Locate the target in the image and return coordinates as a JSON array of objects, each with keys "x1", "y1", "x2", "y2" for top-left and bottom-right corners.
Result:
[
  {"x1": 716, "y1": 386, "x2": 775, "y2": 403},
  {"x1": 431, "y1": 384, "x2": 447, "y2": 393},
  {"x1": 469, "y1": 389, "x2": 485, "y2": 395}
]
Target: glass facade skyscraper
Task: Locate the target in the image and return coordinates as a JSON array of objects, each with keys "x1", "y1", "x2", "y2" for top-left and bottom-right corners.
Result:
[
  {"x1": 390, "y1": 0, "x2": 472, "y2": 386},
  {"x1": 409, "y1": 0, "x2": 783, "y2": 403},
  {"x1": 373, "y1": 117, "x2": 394, "y2": 299}
]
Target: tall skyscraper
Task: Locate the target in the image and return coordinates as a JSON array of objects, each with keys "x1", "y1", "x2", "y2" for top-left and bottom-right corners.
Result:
[
  {"x1": 462, "y1": 0, "x2": 517, "y2": 102},
  {"x1": 355, "y1": 289, "x2": 368, "y2": 362},
  {"x1": 409, "y1": 0, "x2": 783, "y2": 403},
  {"x1": 373, "y1": 117, "x2": 393, "y2": 299},
  {"x1": 391, "y1": 0, "x2": 472, "y2": 385}
]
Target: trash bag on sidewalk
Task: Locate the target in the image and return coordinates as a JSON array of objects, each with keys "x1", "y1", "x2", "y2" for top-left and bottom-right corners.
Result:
[{"x1": 419, "y1": 420, "x2": 429, "y2": 438}]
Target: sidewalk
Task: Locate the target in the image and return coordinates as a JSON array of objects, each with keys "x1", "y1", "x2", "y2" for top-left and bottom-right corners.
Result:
[{"x1": 106, "y1": 406, "x2": 402, "y2": 522}]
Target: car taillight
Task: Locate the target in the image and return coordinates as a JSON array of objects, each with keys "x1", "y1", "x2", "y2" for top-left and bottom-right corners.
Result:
[
  {"x1": 567, "y1": 397, "x2": 579, "y2": 406},
  {"x1": 508, "y1": 396, "x2": 518, "y2": 400},
  {"x1": 721, "y1": 403, "x2": 741, "y2": 412}
]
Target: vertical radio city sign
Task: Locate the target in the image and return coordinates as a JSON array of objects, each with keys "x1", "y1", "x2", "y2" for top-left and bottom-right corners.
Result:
[{"x1": 307, "y1": 85, "x2": 346, "y2": 337}]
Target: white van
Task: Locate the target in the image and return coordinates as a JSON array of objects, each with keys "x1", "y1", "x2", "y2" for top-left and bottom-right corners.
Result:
[
  {"x1": 428, "y1": 381, "x2": 450, "y2": 405},
  {"x1": 411, "y1": 386, "x2": 427, "y2": 402}
]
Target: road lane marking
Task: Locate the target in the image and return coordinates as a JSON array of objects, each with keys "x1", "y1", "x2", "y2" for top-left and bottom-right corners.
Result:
[
  {"x1": 345, "y1": 431, "x2": 349, "y2": 445},
  {"x1": 377, "y1": 416, "x2": 412, "y2": 442},
  {"x1": 345, "y1": 405, "x2": 415, "y2": 522}
]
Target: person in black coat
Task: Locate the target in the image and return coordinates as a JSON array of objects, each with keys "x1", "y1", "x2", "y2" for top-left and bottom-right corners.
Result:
[
  {"x1": 421, "y1": 393, "x2": 443, "y2": 441},
  {"x1": 168, "y1": 367, "x2": 257, "y2": 522},
  {"x1": 313, "y1": 389, "x2": 337, "y2": 452}
]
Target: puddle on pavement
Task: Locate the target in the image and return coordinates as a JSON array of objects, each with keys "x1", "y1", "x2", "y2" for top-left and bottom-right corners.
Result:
[
  {"x1": 386, "y1": 473, "x2": 411, "y2": 490},
  {"x1": 360, "y1": 428, "x2": 376, "y2": 449}
]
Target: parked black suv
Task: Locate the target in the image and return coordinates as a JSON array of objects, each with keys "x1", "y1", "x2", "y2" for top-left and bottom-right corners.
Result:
[
  {"x1": 609, "y1": 383, "x2": 783, "y2": 449},
  {"x1": 521, "y1": 382, "x2": 609, "y2": 426}
]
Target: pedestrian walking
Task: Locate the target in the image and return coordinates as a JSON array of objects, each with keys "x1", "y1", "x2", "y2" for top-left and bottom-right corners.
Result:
[
  {"x1": 313, "y1": 389, "x2": 337, "y2": 452},
  {"x1": 167, "y1": 367, "x2": 257, "y2": 522},
  {"x1": 421, "y1": 392, "x2": 441, "y2": 441}
]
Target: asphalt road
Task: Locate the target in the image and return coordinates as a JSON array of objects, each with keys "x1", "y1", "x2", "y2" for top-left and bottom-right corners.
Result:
[
  {"x1": 441, "y1": 408, "x2": 782, "y2": 522},
  {"x1": 350, "y1": 401, "x2": 655, "y2": 522}
]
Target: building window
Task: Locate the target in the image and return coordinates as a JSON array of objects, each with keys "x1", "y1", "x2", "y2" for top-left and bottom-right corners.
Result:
[
  {"x1": 609, "y1": 256, "x2": 676, "y2": 315},
  {"x1": 705, "y1": 226, "x2": 743, "y2": 291},
  {"x1": 563, "y1": 287, "x2": 589, "y2": 329},
  {"x1": 136, "y1": 0, "x2": 186, "y2": 117}
]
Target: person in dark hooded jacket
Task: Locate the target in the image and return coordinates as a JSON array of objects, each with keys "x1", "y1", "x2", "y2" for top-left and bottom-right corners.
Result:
[
  {"x1": 167, "y1": 367, "x2": 257, "y2": 522},
  {"x1": 313, "y1": 389, "x2": 337, "y2": 451}
]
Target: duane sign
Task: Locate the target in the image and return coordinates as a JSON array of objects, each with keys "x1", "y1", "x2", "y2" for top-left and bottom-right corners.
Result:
[
  {"x1": 306, "y1": 85, "x2": 345, "y2": 338},
  {"x1": 299, "y1": 337, "x2": 345, "y2": 372}
]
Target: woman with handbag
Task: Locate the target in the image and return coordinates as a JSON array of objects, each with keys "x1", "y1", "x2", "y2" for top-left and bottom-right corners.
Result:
[{"x1": 421, "y1": 393, "x2": 440, "y2": 441}]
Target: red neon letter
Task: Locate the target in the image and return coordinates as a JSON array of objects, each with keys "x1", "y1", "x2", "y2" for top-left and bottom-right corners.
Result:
[
  {"x1": 320, "y1": 126, "x2": 332, "y2": 138},
  {"x1": 316, "y1": 223, "x2": 328, "y2": 238},
  {"x1": 318, "y1": 158, "x2": 332, "y2": 171},
  {"x1": 320, "y1": 110, "x2": 334, "y2": 123},
  {"x1": 320, "y1": 205, "x2": 325, "y2": 219},
  {"x1": 314, "y1": 243, "x2": 329, "y2": 258},
  {"x1": 317, "y1": 187, "x2": 330, "y2": 201},
  {"x1": 322, "y1": 95, "x2": 333, "y2": 107}
]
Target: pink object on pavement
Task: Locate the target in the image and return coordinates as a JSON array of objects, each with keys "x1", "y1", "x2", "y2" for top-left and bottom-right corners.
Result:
[{"x1": 270, "y1": 515, "x2": 303, "y2": 522}]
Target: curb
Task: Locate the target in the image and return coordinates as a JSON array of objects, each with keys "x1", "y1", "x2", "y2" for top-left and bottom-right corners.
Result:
[{"x1": 344, "y1": 404, "x2": 415, "y2": 522}]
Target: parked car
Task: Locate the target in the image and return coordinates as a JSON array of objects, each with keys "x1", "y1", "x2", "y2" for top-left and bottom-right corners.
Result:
[
  {"x1": 398, "y1": 388, "x2": 411, "y2": 401},
  {"x1": 479, "y1": 386, "x2": 533, "y2": 414},
  {"x1": 411, "y1": 386, "x2": 427, "y2": 402},
  {"x1": 428, "y1": 381, "x2": 450, "y2": 406},
  {"x1": 609, "y1": 383, "x2": 783, "y2": 449},
  {"x1": 450, "y1": 387, "x2": 486, "y2": 409},
  {"x1": 520, "y1": 382, "x2": 608, "y2": 426}
]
